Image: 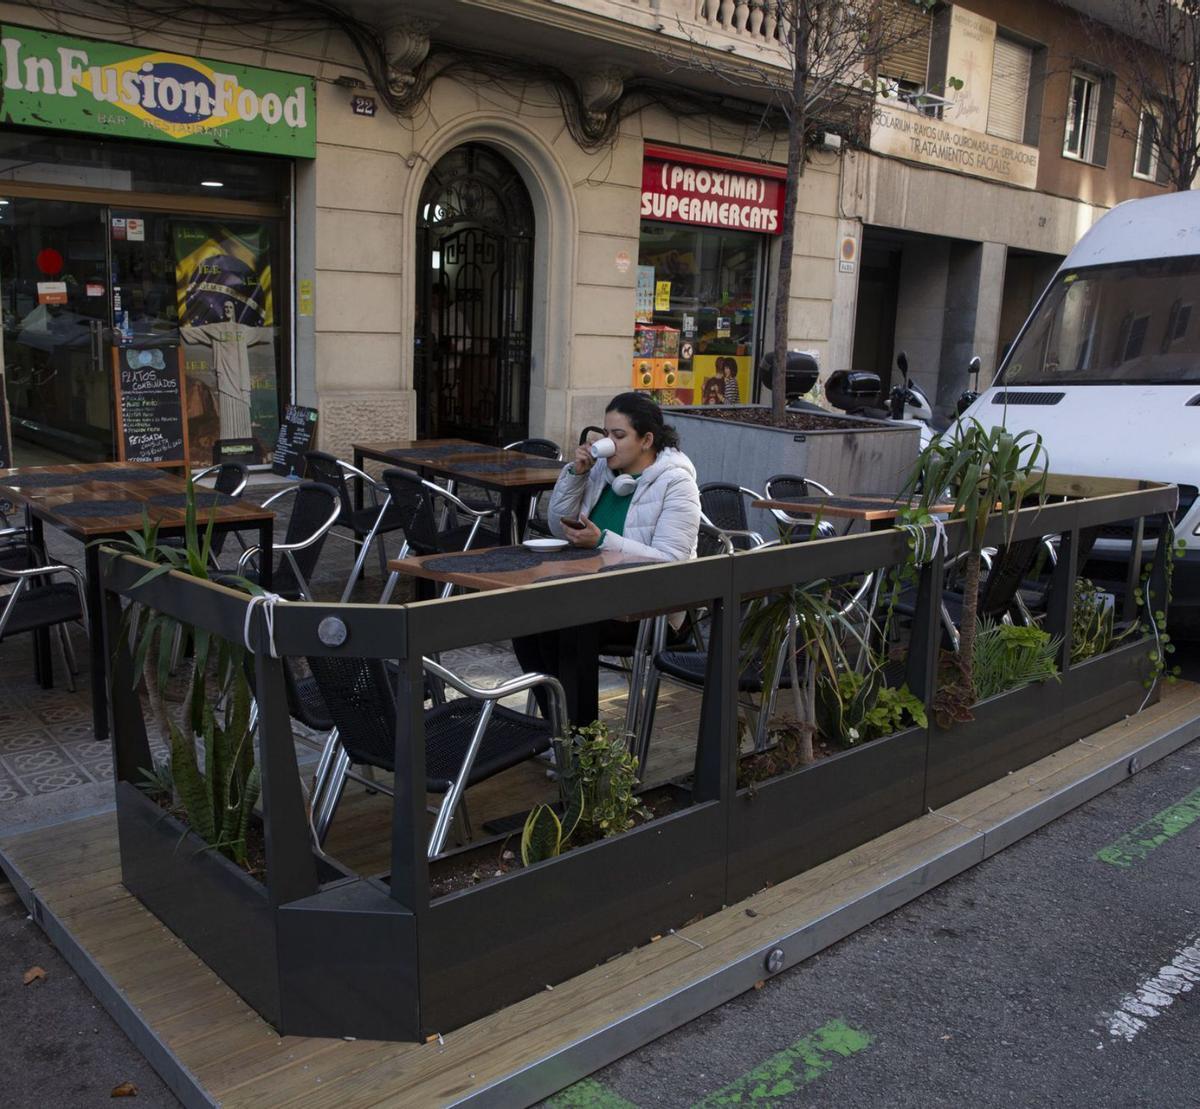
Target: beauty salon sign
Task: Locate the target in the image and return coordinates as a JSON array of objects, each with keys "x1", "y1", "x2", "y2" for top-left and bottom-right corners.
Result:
[{"x1": 0, "y1": 24, "x2": 315, "y2": 157}]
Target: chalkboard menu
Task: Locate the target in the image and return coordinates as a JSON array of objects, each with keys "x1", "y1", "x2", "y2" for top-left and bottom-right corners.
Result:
[
  {"x1": 112, "y1": 346, "x2": 188, "y2": 466},
  {"x1": 272, "y1": 404, "x2": 318, "y2": 477}
]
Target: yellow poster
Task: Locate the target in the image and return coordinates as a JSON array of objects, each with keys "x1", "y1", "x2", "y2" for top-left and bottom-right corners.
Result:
[
  {"x1": 693, "y1": 354, "x2": 750, "y2": 406},
  {"x1": 655, "y1": 280, "x2": 672, "y2": 312}
]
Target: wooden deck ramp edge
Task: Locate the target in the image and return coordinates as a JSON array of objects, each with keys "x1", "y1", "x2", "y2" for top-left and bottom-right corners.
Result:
[{"x1": 2, "y1": 682, "x2": 1199, "y2": 1109}]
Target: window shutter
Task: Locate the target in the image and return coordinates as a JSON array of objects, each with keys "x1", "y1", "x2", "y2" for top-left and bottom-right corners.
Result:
[
  {"x1": 987, "y1": 37, "x2": 1032, "y2": 143},
  {"x1": 880, "y1": 0, "x2": 932, "y2": 86}
]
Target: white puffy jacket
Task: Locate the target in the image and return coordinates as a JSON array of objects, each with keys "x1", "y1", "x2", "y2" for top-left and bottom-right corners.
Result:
[{"x1": 547, "y1": 447, "x2": 701, "y2": 562}]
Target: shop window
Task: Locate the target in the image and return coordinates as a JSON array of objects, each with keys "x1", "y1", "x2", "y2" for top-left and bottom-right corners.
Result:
[
  {"x1": 635, "y1": 222, "x2": 764, "y2": 408},
  {"x1": 1133, "y1": 105, "x2": 1164, "y2": 182},
  {"x1": 987, "y1": 36, "x2": 1033, "y2": 144}
]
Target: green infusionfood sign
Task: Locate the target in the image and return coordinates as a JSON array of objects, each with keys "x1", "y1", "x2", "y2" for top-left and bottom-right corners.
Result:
[{"x1": 0, "y1": 24, "x2": 315, "y2": 157}]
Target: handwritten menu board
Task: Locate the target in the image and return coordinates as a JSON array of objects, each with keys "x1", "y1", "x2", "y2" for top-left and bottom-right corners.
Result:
[
  {"x1": 271, "y1": 404, "x2": 318, "y2": 477},
  {"x1": 112, "y1": 347, "x2": 188, "y2": 466}
]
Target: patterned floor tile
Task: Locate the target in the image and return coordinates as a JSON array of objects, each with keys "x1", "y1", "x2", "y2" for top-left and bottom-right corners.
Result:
[
  {"x1": 2, "y1": 746, "x2": 79, "y2": 777},
  {"x1": 62, "y1": 739, "x2": 111, "y2": 763},
  {"x1": 77, "y1": 759, "x2": 114, "y2": 783},
  {"x1": 0, "y1": 773, "x2": 28, "y2": 802},
  {"x1": 19, "y1": 767, "x2": 90, "y2": 794},
  {"x1": 0, "y1": 729, "x2": 59, "y2": 754}
]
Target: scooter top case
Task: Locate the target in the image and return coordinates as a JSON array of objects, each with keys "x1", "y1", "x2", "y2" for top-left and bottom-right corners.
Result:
[{"x1": 825, "y1": 369, "x2": 884, "y2": 413}]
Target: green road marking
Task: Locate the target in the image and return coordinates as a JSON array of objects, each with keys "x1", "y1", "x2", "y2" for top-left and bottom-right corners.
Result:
[
  {"x1": 1096, "y1": 784, "x2": 1200, "y2": 868},
  {"x1": 693, "y1": 1018, "x2": 873, "y2": 1106},
  {"x1": 546, "y1": 1078, "x2": 640, "y2": 1109}
]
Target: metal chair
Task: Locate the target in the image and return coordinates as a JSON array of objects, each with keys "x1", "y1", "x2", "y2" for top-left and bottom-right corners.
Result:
[
  {"x1": 377, "y1": 468, "x2": 502, "y2": 603},
  {"x1": 163, "y1": 462, "x2": 250, "y2": 567},
  {"x1": 234, "y1": 481, "x2": 341, "y2": 601},
  {"x1": 763, "y1": 473, "x2": 838, "y2": 540},
  {"x1": 303, "y1": 449, "x2": 411, "y2": 601},
  {"x1": 0, "y1": 542, "x2": 88, "y2": 691},
  {"x1": 699, "y1": 482, "x2": 768, "y2": 549},
  {"x1": 306, "y1": 652, "x2": 567, "y2": 855}
]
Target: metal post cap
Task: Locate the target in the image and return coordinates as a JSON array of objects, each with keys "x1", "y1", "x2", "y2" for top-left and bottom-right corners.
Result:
[
  {"x1": 318, "y1": 617, "x2": 348, "y2": 647},
  {"x1": 765, "y1": 948, "x2": 785, "y2": 974}
]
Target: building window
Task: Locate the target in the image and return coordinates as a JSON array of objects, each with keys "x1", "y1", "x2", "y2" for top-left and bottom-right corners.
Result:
[
  {"x1": 987, "y1": 36, "x2": 1033, "y2": 144},
  {"x1": 1063, "y1": 70, "x2": 1100, "y2": 162},
  {"x1": 879, "y1": 0, "x2": 932, "y2": 107},
  {"x1": 1134, "y1": 105, "x2": 1162, "y2": 181}
]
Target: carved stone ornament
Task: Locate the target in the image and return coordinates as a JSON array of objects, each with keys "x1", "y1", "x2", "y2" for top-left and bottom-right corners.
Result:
[
  {"x1": 574, "y1": 68, "x2": 624, "y2": 128},
  {"x1": 384, "y1": 21, "x2": 431, "y2": 92}
]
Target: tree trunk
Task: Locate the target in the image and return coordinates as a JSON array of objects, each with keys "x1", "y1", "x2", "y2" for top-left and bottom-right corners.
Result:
[
  {"x1": 771, "y1": 3, "x2": 809, "y2": 425},
  {"x1": 957, "y1": 548, "x2": 982, "y2": 696}
]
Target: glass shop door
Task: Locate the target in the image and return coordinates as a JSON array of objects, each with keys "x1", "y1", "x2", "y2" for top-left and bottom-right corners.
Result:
[{"x1": 0, "y1": 198, "x2": 114, "y2": 463}]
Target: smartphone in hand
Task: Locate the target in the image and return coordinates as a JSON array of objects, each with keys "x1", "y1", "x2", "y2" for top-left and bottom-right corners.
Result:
[{"x1": 560, "y1": 516, "x2": 585, "y2": 530}]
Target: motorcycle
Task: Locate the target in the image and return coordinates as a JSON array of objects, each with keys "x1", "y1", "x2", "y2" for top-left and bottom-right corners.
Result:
[{"x1": 826, "y1": 352, "x2": 982, "y2": 448}]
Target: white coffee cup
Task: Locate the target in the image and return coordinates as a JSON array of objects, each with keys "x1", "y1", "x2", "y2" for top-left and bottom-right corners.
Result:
[{"x1": 589, "y1": 436, "x2": 617, "y2": 460}]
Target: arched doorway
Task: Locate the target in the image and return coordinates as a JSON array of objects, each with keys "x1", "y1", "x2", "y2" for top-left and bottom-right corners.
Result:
[{"x1": 415, "y1": 144, "x2": 535, "y2": 444}]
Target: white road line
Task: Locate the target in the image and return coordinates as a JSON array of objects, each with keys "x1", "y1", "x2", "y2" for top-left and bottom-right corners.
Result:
[{"x1": 1101, "y1": 933, "x2": 1200, "y2": 1043}]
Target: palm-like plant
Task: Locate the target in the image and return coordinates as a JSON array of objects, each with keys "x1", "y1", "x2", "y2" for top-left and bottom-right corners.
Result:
[
  {"x1": 108, "y1": 478, "x2": 262, "y2": 866},
  {"x1": 903, "y1": 419, "x2": 1049, "y2": 700}
]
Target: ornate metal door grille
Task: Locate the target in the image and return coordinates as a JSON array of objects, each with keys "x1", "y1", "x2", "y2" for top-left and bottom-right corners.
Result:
[{"x1": 415, "y1": 145, "x2": 534, "y2": 444}]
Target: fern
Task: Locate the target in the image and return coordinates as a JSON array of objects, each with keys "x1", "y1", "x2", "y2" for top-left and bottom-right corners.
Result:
[{"x1": 972, "y1": 619, "x2": 1061, "y2": 701}]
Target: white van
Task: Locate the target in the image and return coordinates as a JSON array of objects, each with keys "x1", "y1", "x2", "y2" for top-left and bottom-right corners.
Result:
[{"x1": 960, "y1": 190, "x2": 1200, "y2": 635}]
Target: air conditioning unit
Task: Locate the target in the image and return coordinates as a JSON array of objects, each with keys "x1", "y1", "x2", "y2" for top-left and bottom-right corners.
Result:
[{"x1": 813, "y1": 131, "x2": 843, "y2": 151}]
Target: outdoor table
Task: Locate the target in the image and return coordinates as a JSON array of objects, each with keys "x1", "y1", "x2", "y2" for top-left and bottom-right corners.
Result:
[
  {"x1": 354, "y1": 439, "x2": 564, "y2": 543},
  {"x1": 388, "y1": 543, "x2": 656, "y2": 724},
  {"x1": 752, "y1": 494, "x2": 955, "y2": 530},
  {"x1": 0, "y1": 462, "x2": 274, "y2": 743}
]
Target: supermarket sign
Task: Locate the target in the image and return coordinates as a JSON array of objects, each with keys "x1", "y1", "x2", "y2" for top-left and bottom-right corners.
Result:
[
  {"x1": 0, "y1": 24, "x2": 315, "y2": 157},
  {"x1": 641, "y1": 143, "x2": 786, "y2": 235}
]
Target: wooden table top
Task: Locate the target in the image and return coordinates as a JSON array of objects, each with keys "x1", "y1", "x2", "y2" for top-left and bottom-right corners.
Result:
[
  {"x1": 388, "y1": 543, "x2": 655, "y2": 592},
  {"x1": 354, "y1": 440, "x2": 564, "y2": 491},
  {"x1": 752, "y1": 495, "x2": 955, "y2": 522},
  {"x1": 0, "y1": 462, "x2": 273, "y2": 539}
]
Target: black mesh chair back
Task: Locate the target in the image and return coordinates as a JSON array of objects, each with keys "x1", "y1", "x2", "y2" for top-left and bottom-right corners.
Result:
[
  {"x1": 699, "y1": 483, "x2": 750, "y2": 533},
  {"x1": 978, "y1": 536, "x2": 1043, "y2": 621},
  {"x1": 308, "y1": 655, "x2": 398, "y2": 769},
  {"x1": 302, "y1": 450, "x2": 353, "y2": 519},
  {"x1": 381, "y1": 468, "x2": 445, "y2": 555},
  {"x1": 765, "y1": 474, "x2": 811, "y2": 502},
  {"x1": 507, "y1": 438, "x2": 561, "y2": 460},
  {"x1": 213, "y1": 461, "x2": 249, "y2": 497},
  {"x1": 697, "y1": 520, "x2": 733, "y2": 558},
  {"x1": 274, "y1": 481, "x2": 339, "y2": 597}
]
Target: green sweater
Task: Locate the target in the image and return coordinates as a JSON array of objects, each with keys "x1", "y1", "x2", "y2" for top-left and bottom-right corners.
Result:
[{"x1": 588, "y1": 475, "x2": 640, "y2": 538}]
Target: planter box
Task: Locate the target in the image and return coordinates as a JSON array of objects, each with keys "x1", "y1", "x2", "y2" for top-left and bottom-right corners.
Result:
[
  {"x1": 117, "y1": 782, "x2": 419, "y2": 1041},
  {"x1": 418, "y1": 797, "x2": 724, "y2": 1033},
  {"x1": 116, "y1": 782, "x2": 279, "y2": 1024},
  {"x1": 925, "y1": 640, "x2": 1157, "y2": 810},
  {"x1": 1057, "y1": 637, "x2": 1156, "y2": 744},
  {"x1": 670, "y1": 406, "x2": 921, "y2": 536},
  {"x1": 727, "y1": 726, "x2": 927, "y2": 903}
]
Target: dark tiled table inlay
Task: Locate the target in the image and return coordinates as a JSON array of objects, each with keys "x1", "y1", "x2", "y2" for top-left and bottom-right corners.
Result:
[
  {"x1": 386, "y1": 444, "x2": 494, "y2": 459},
  {"x1": 149, "y1": 491, "x2": 240, "y2": 509},
  {"x1": 422, "y1": 548, "x2": 544, "y2": 573},
  {"x1": 55, "y1": 500, "x2": 144, "y2": 519},
  {"x1": 456, "y1": 459, "x2": 564, "y2": 473}
]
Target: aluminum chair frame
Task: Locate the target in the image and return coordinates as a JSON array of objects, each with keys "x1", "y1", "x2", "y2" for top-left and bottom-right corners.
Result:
[
  {"x1": 237, "y1": 484, "x2": 342, "y2": 601},
  {"x1": 308, "y1": 656, "x2": 568, "y2": 857},
  {"x1": 762, "y1": 474, "x2": 838, "y2": 539},
  {"x1": 0, "y1": 551, "x2": 89, "y2": 691},
  {"x1": 378, "y1": 475, "x2": 500, "y2": 604}
]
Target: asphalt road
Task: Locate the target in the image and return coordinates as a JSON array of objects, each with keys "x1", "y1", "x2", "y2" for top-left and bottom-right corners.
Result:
[{"x1": 552, "y1": 729, "x2": 1200, "y2": 1108}]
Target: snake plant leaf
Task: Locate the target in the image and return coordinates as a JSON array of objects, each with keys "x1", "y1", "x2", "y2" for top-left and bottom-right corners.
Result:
[
  {"x1": 521, "y1": 804, "x2": 563, "y2": 866},
  {"x1": 168, "y1": 719, "x2": 214, "y2": 844}
]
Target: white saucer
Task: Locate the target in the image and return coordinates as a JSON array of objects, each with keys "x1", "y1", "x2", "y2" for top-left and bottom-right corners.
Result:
[{"x1": 522, "y1": 537, "x2": 569, "y2": 551}]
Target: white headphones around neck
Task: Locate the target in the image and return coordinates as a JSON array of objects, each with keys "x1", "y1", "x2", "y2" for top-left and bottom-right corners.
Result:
[{"x1": 612, "y1": 474, "x2": 638, "y2": 497}]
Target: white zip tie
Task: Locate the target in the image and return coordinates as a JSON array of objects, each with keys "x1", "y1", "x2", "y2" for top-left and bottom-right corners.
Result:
[
  {"x1": 927, "y1": 807, "x2": 965, "y2": 826},
  {"x1": 244, "y1": 592, "x2": 283, "y2": 658}
]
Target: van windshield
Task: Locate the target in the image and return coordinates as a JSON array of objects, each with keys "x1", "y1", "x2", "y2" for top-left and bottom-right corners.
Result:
[{"x1": 1001, "y1": 255, "x2": 1200, "y2": 385}]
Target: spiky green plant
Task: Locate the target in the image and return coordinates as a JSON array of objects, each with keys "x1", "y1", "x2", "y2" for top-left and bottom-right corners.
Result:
[
  {"x1": 108, "y1": 476, "x2": 262, "y2": 866},
  {"x1": 903, "y1": 419, "x2": 1049, "y2": 701},
  {"x1": 971, "y1": 619, "x2": 1061, "y2": 702}
]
